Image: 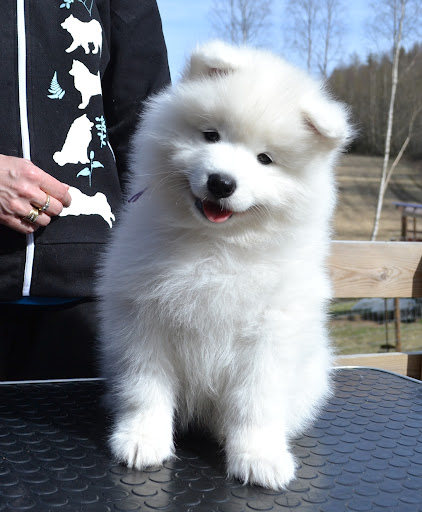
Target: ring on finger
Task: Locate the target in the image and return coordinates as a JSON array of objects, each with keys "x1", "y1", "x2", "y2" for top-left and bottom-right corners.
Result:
[
  {"x1": 39, "y1": 193, "x2": 50, "y2": 212},
  {"x1": 23, "y1": 208, "x2": 40, "y2": 224}
]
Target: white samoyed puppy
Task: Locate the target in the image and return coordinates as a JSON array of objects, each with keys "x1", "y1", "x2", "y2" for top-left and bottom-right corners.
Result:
[{"x1": 97, "y1": 41, "x2": 352, "y2": 489}]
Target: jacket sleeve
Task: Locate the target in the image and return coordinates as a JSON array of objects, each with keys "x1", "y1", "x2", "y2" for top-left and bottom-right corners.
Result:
[{"x1": 101, "y1": 0, "x2": 171, "y2": 187}]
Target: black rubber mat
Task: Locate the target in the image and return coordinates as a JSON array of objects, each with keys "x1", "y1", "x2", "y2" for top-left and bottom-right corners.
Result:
[{"x1": 0, "y1": 368, "x2": 421, "y2": 511}]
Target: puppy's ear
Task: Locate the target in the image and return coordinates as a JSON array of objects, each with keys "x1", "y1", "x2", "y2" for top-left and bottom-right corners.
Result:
[
  {"x1": 182, "y1": 40, "x2": 244, "y2": 81},
  {"x1": 301, "y1": 92, "x2": 352, "y2": 146}
]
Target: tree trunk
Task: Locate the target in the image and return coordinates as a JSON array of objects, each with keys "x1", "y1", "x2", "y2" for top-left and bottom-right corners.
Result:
[{"x1": 370, "y1": 0, "x2": 406, "y2": 241}]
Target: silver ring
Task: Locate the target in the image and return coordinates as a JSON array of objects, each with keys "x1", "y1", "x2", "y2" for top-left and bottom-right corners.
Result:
[
  {"x1": 39, "y1": 194, "x2": 50, "y2": 212},
  {"x1": 23, "y1": 208, "x2": 40, "y2": 224}
]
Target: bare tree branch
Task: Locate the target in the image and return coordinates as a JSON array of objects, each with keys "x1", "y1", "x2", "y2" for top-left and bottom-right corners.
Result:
[
  {"x1": 382, "y1": 104, "x2": 422, "y2": 195},
  {"x1": 285, "y1": 0, "x2": 346, "y2": 75},
  {"x1": 285, "y1": 0, "x2": 319, "y2": 72},
  {"x1": 210, "y1": 0, "x2": 273, "y2": 46}
]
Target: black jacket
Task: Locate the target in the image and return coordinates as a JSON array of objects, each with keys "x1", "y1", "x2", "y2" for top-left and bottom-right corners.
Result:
[{"x1": 0, "y1": 0, "x2": 170, "y2": 300}]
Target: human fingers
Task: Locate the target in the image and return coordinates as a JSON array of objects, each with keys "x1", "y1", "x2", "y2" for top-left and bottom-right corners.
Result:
[
  {"x1": 10, "y1": 157, "x2": 72, "y2": 209},
  {"x1": 8, "y1": 199, "x2": 51, "y2": 229},
  {"x1": 37, "y1": 172, "x2": 72, "y2": 208},
  {"x1": 29, "y1": 190, "x2": 67, "y2": 217},
  {"x1": 0, "y1": 191, "x2": 60, "y2": 233},
  {"x1": 0, "y1": 155, "x2": 71, "y2": 233},
  {"x1": 2, "y1": 211, "x2": 40, "y2": 235},
  {"x1": 21, "y1": 207, "x2": 52, "y2": 229},
  {"x1": 13, "y1": 159, "x2": 71, "y2": 214}
]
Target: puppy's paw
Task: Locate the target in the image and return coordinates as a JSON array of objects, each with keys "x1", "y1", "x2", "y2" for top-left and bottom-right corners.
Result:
[
  {"x1": 227, "y1": 448, "x2": 296, "y2": 489},
  {"x1": 110, "y1": 416, "x2": 174, "y2": 470},
  {"x1": 226, "y1": 429, "x2": 296, "y2": 489}
]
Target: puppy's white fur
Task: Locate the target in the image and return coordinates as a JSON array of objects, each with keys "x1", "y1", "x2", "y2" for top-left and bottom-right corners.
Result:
[{"x1": 98, "y1": 41, "x2": 352, "y2": 489}]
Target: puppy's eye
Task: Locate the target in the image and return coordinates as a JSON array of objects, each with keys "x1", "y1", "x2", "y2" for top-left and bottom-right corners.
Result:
[
  {"x1": 257, "y1": 153, "x2": 273, "y2": 165},
  {"x1": 203, "y1": 130, "x2": 220, "y2": 143}
]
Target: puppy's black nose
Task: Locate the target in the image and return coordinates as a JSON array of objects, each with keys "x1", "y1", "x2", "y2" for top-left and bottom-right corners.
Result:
[{"x1": 207, "y1": 173, "x2": 237, "y2": 199}]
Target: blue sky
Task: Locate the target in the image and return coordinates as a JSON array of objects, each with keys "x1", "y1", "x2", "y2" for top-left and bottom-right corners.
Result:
[{"x1": 158, "y1": 0, "x2": 373, "y2": 80}]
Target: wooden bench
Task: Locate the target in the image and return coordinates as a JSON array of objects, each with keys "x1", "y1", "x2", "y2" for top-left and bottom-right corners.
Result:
[{"x1": 330, "y1": 241, "x2": 422, "y2": 379}]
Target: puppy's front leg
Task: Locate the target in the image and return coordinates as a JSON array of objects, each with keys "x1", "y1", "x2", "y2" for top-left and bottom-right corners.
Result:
[
  {"x1": 110, "y1": 382, "x2": 175, "y2": 469},
  {"x1": 106, "y1": 342, "x2": 176, "y2": 469},
  {"x1": 222, "y1": 323, "x2": 297, "y2": 489}
]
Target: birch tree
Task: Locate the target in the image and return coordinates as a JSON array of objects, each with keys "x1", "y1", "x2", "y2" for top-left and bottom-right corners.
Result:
[
  {"x1": 370, "y1": 0, "x2": 422, "y2": 241},
  {"x1": 284, "y1": 0, "x2": 345, "y2": 75},
  {"x1": 318, "y1": 0, "x2": 345, "y2": 76},
  {"x1": 285, "y1": 0, "x2": 319, "y2": 72},
  {"x1": 210, "y1": 0, "x2": 273, "y2": 46}
]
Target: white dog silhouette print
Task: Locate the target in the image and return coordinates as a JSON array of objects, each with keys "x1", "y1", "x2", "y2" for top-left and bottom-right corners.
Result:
[
  {"x1": 69, "y1": 60, "x2": 102, "y2": 110},
  {"x1": 59, "y1": 186, "x2": 115, "y2": 228},
  {"x1": 53, "y1": 114, "x2": 93, "y2": 166},
  {"x1": 61, "y1": 15, "x2": 102, "y2": 55}
]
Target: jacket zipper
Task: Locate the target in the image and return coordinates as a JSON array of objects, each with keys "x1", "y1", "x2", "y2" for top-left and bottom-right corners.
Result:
[{"x1": 17, "y1": 0, "x2": 34, "y2": 296}]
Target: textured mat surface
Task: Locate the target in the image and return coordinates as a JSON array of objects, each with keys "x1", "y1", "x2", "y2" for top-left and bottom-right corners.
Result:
[{"x1": 0, "y1": 368, "x2": 422, "y2": 511}]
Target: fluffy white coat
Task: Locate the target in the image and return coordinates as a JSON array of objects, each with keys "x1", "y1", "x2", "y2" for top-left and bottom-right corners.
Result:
[{"x1": 97, "y1": 41, "x2": 352, "y2": 489}]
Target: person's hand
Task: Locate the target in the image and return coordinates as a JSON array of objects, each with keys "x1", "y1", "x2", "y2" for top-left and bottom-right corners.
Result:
[{"x1": 0, "y1": 155, "x2": 72, "y2": 234}]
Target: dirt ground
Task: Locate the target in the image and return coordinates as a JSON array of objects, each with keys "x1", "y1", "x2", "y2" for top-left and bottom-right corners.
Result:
[{"x1": 333, "y1": 154, "x2": 422, "y2": 241}]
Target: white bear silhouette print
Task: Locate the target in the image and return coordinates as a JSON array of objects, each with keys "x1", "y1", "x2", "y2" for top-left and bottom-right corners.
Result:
[
  {"x1": 69, "y1": 60, "x2": 102, "y2": 110},
  {"x1": 61, "y1": 15, "x2": 102, "y2": 55},
  {"x1": 53, "y1": 114, "x2": 93, "y2": 167},
  {"x1": 59, "y1": 186, "x2": 115, "y2": 228}
]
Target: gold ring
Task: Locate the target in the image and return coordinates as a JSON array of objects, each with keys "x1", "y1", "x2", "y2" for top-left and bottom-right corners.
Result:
[
  {"x1": 23, "y1": 208, "x2": 40, "y2": 224},
  {"x1": 39, "y1": 194, "x2": 50, "y2": 212}
]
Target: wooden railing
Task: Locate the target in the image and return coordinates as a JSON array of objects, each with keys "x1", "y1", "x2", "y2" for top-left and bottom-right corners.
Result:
[
  {"x1": 330, "y1": 241, "x2": 422, "y2": 379},
  {"x1": 330, "y1": 241, "x2": 422, "y2": 298}
]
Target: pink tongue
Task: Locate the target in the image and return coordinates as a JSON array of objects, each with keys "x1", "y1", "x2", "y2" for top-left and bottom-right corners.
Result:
[{"x1": 202, "y1": 200, "x2": 233, "y2": 223}]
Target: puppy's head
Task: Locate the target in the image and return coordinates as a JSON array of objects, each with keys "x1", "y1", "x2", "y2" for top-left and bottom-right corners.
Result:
[{"x1": 134, "y1": 41, "x2": 352, "y2": 236}]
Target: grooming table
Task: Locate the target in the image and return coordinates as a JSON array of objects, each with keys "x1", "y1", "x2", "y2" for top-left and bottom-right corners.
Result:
[{"x1": 0, "y1": 368, "x2": 421, "y2": 511}]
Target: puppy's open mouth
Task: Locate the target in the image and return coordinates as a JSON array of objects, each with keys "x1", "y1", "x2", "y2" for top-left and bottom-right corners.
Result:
[{"x1": 195, "y1": 198, "x2": 233, "y2": 223}]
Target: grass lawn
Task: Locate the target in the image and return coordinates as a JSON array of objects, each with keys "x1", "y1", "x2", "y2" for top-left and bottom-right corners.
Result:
[
  {"x1": 329, "y1": 299, "x2": 422, "y2": 355},
  {"x1": 330, "y1": 317, "x2": 422, "y2": 355}
]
